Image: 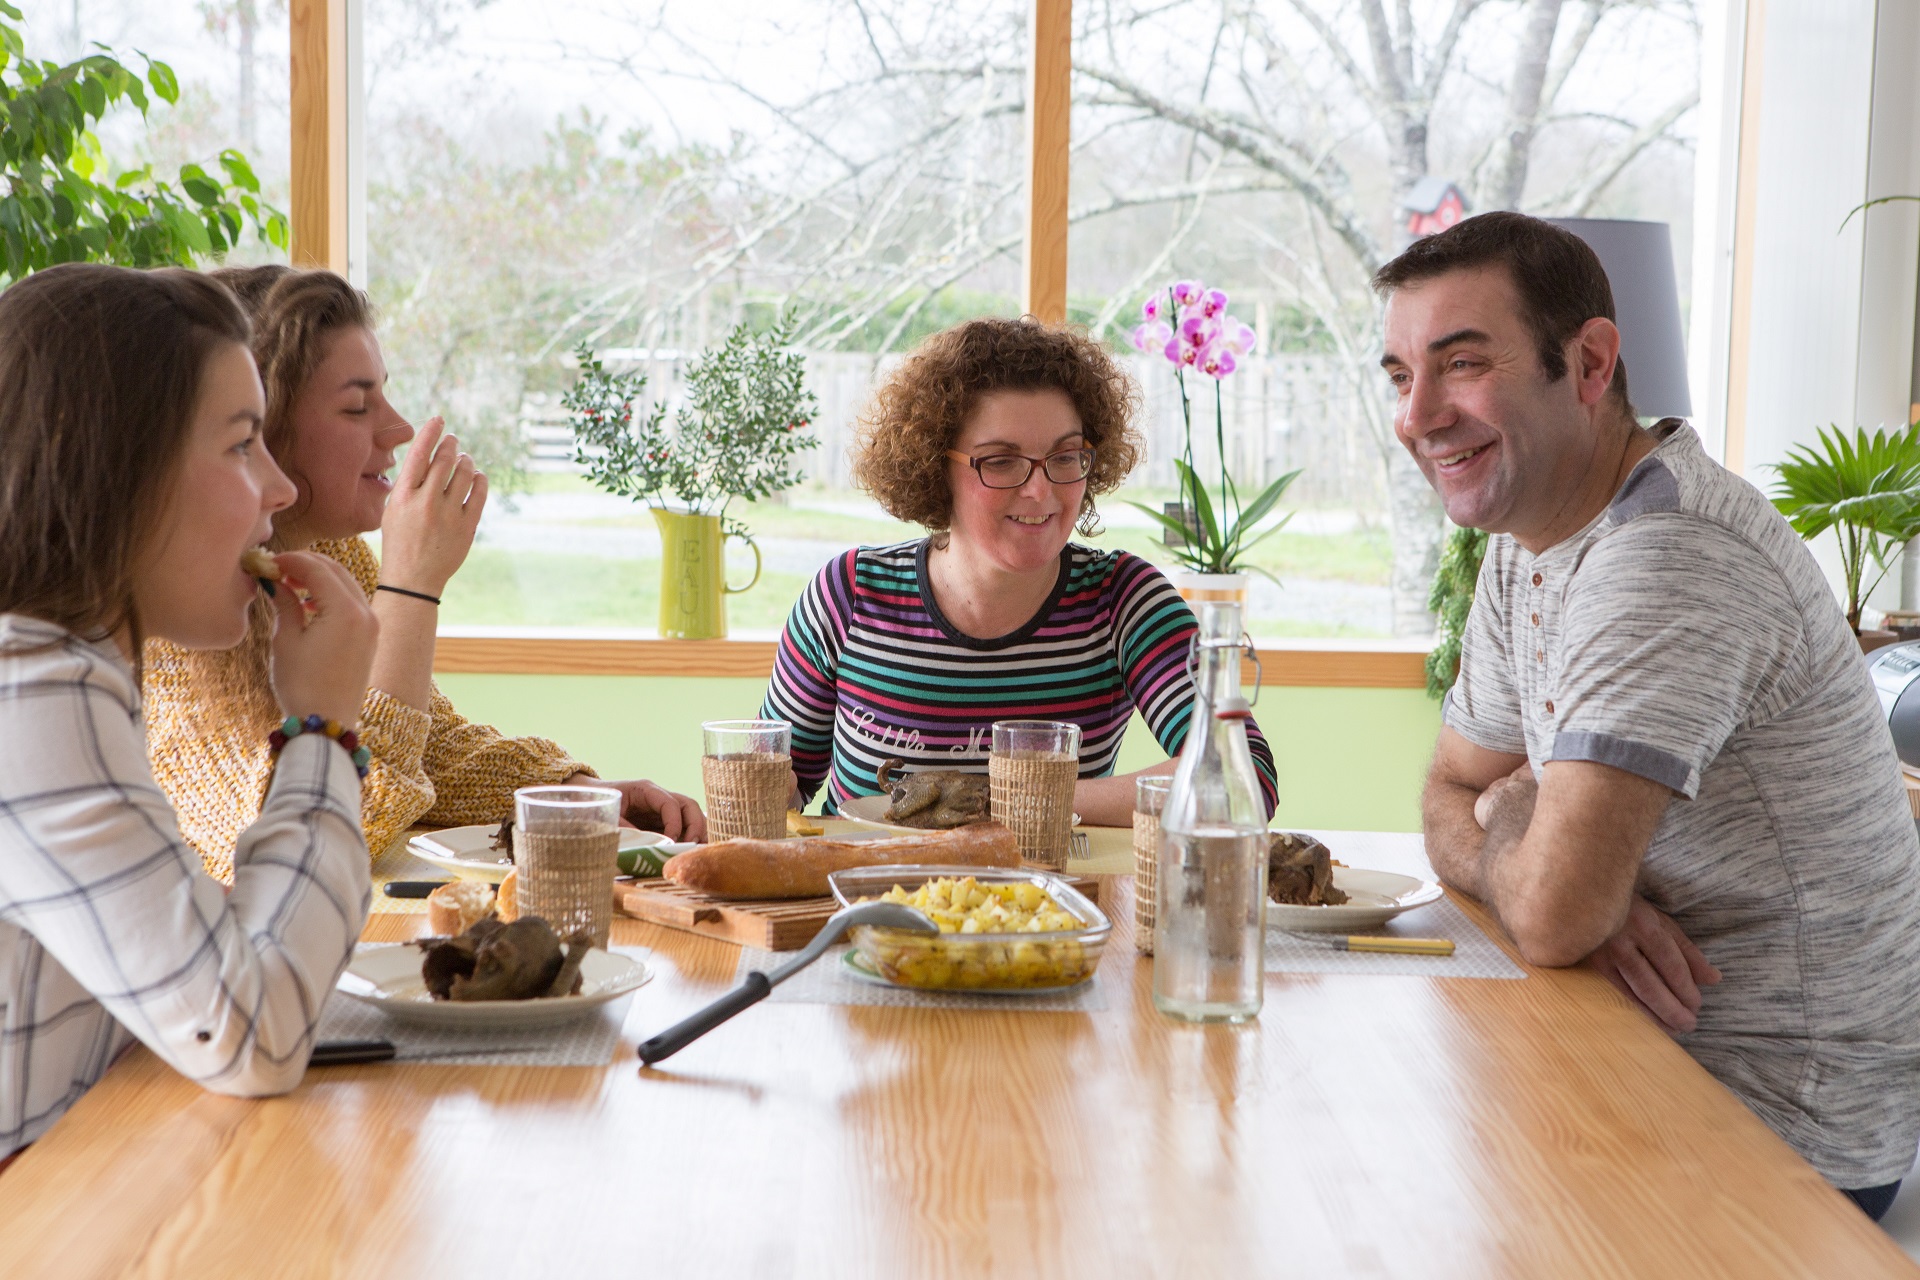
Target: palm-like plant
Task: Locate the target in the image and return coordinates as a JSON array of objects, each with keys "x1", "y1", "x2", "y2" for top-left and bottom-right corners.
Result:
[{"x1": 1769, "y1": 423, "x2": 1920, "y2": 632}]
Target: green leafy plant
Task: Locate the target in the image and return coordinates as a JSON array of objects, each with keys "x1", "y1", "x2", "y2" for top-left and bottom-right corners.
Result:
[
  {"x1": 565, "y1": 315, "x2": 817, "y2": 541},
  {"x1": 0, "y1": 2, "x2": 286, "y2": 278},
  {"x1": 1122, "y1": 280, "x2": 1302, "y2": 583},
  {"x1": 1425, "y1": 524, "x2": 1489, "y2": 699},
  {"x1": 1769, "y1": 423, "x2": 1920, "y2": 632}
]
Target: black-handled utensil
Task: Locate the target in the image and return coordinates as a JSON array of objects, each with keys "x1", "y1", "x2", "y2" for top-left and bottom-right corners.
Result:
[
  {"x1": 382, "y1": 880, "x2": 454, "y2": 899},
  {"x1": 636, "y1": 901, "x2": 936, "y2": 1065},
  {"x1": 309, "y1": 1038, "x2": 555, "y2": 1066}
]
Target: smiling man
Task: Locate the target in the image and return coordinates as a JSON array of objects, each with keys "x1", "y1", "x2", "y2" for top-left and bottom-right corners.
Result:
[{"x1": 1376, "y1": 211, "x2": 1920, "y2": 1218}]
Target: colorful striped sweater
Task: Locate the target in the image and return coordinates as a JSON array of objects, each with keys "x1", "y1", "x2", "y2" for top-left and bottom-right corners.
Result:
[{"x1": 761, "y1": 539, "x2": 1278, "y2": 815}]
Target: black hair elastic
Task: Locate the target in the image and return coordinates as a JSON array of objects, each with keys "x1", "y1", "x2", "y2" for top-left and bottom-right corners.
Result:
[{"x1": 375, "y1": 584, "x2": 442, "y2": 606}]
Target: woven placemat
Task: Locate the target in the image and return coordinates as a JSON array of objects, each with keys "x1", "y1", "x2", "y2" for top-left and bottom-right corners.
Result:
[
  {"x1": 1264, "y1": 897, "x2": 1524, "y2": 979},
  {"x1": 314, "y1": 944, "x2": 651, "y2": 1064},
  {"x1": 732, "y1": 944, "x2": 1110, "y2": 1012}
]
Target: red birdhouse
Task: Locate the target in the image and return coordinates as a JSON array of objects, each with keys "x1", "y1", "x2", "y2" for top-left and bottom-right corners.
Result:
[{"x1": 1404, "y1": 178, "x2": 1467, "y2": 238}]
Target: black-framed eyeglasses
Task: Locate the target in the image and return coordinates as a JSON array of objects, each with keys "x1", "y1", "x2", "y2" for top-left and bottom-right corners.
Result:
[{"x1": 945, "y1": 446, "x2": 1095, "y2": 489}]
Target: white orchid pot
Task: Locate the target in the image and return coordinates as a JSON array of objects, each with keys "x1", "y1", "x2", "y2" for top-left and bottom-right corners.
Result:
[{"x1": 1169, "y1": 570, "x2": 1250, "y2": 607}]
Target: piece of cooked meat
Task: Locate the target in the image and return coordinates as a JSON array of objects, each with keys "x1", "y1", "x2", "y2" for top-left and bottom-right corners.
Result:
[
  {"x1": 1268, "y1": 831, "x2": 1348, "y2": 907},
  {"x1": 876, "y1": 759, "x2": 991, "y2": 829},
  {"x1": 413, "y1": 916, "x2": 592, "y2": 1001}
]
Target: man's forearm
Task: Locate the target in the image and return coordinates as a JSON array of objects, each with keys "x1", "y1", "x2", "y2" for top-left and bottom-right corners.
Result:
[{"x1": 1421, "y1": 778, "x2": 1493, "y2": 899}]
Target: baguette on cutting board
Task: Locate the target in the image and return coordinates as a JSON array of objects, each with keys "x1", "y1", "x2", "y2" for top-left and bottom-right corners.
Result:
[{"x1": 663, "y1": 821, "x2": 1022, "y2": 900}]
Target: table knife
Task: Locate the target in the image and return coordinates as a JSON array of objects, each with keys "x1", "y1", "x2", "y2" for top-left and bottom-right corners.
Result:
[
  {"x1": 309, "y1": 1038, "x2": 552, "y2": 1066},
  {"x1": 1284, "y1": 932, "x2": 1455, "y2": 956}
]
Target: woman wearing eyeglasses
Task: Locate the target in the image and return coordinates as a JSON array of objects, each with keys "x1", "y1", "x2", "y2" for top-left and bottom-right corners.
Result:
[{"x1": 763, "y1": 316, "x2": 1277, "y2": 825}]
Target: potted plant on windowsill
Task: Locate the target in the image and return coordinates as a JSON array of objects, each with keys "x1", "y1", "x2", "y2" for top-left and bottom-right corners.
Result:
[
  {"x1": 565, "y1": 316, "x2": 816, "y2": 639},
  {"x1": 1125, "y1": 280, "x2": 1301, "y2": 605},
  {"x1": 1769, "y1": 422, "x2": 1920, "y2": 651}
]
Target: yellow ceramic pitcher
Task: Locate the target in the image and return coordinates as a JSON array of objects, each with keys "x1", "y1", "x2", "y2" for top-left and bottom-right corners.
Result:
[{"x1": 653, "y1": 508, "x2": 762, "y2": 639}]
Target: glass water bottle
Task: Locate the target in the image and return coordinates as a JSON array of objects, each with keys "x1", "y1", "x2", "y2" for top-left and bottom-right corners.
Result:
[{"x1": 1152, "y1": 601, "x2": 1269, "y2": 1023}]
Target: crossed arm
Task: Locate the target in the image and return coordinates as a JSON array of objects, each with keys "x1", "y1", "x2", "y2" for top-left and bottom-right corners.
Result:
[{"x1": 1423, "y1": 727, "x2": 1721, "y2": 1031}]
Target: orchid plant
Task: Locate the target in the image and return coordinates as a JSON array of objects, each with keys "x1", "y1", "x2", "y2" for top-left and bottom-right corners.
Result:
[{"x1": 1125, "y1": 280, "x2": 1301, "y2": 582}]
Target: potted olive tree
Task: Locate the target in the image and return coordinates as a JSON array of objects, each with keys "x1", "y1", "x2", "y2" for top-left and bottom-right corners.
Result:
[
  {"x1": 565, "y1": 317, "x2": 816, "y2": 639},
  {"x1": 1770, "y1": 422, "x2": 1920, "y2": 647}
]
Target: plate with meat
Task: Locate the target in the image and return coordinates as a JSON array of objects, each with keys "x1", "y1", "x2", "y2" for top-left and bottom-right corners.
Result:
[
  {"x1": 337, "y1": 916, "x2": 652, "y2": 1029},
  {"x1": 840, "y1": 760, "x2": 1077, "y2": 832},
  {"x1": 1264, "y1": 831, "x2": 1442, "y2": 932}
]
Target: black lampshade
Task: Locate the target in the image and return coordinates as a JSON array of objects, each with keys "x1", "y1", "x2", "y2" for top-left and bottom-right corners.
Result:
[{"x1": 1546, "y1": 218, "x2": 1693, "y2": 419}]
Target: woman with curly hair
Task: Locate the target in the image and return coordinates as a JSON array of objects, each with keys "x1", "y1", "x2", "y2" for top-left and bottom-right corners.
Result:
[{"x1": 762, "y1": 316, "x2": 1277, "y2": 826}]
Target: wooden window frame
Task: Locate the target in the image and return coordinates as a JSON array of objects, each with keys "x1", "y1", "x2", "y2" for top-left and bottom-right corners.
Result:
[{"x1": 286, "y1": 1, "x2": 1429, "y2": 689}]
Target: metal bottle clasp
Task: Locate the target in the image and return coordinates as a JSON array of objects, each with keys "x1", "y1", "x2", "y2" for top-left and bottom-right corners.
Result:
[{"x1": 1186, "y1": 630, "x2": 1261, "y2": 713}]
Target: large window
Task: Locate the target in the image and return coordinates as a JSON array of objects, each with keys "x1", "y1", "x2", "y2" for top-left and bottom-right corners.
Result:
[{"x1": 357, "y1": 1, "x2": 1703, "y2": 642}]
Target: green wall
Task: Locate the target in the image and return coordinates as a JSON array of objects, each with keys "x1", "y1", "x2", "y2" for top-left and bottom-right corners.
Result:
[{"x1": 435, "y1": 673, "x2": 1441, "y2": 832}]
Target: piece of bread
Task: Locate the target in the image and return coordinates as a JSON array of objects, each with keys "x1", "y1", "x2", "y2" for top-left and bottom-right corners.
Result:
[
  {"x1": 662, "y1": 821, "x2": 1022, "y2": 900},
  {"x1": 240, "y1": 546, "x2": 281, "y2": 581},
  {"x1": 426, "y1": 880, "x2": 496, "y2": 935},
  {"x1": 495, "y1": 868, "x2": 519, "y2": 922}
]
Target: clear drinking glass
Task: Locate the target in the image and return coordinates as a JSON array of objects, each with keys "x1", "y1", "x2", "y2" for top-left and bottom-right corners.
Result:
[
  {"x1": 1133, "y1": 775, "x2": 1172, "y2": 955},
  {"x1": 701, "y1": 719, "x2": 792, "y2": 840},
  {"x1": 988, "y1": 719, "x2": 1081, "y2": 869},
  {"x1": 1152, "y1": 602, "x2": 1269, "y2": 1023},
  {"x1": 513, "y1": 785, "x2": 622, "y2": 947}
]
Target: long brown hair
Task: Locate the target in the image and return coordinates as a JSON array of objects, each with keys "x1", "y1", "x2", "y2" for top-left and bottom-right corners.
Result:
[
  {"x1": 209, "y1": 265, "x2": 374, "y2": 538},
  {"x1": 0, "y1": 263, "x2": 251, "y2": 656}
]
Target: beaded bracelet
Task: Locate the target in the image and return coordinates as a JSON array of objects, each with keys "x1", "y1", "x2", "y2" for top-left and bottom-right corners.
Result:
[{"x1": 269, "y1": 714, "x2": 372, "y2": 780}]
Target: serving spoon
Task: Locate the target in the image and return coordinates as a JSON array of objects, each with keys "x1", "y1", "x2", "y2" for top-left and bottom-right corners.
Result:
[{"x1": 637, "y1": 901, "x2": 937, "y2": 1065}]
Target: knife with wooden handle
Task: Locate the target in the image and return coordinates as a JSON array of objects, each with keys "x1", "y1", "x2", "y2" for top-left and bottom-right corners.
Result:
[{"x1": 1285, "y1": 933, "x2": 1455, "y2": 956}]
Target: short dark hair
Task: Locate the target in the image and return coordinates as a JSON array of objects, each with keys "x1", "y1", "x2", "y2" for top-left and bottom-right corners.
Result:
[
  {"x1": 0, "y1": 264, "x2": 250, "y2": 655},
  {"x1": 1372, "y1": 211, "x2": 1631, "y2": 410}
]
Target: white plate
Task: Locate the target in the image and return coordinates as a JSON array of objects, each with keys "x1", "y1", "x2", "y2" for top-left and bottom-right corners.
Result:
[
  {"x1": 1266, "y1": 867, "x2": 1444, "y2": 933},
  {"x1": 406, "y1": 825, "x2": 670, "y2": 884},
  {"x1": 839, "y1": 947, "x2": 1093, "y2": 997},
  {"x1": 837, "y1": 793, "x2": 1080, "y2": 833},
  {"x1": 337, "y1": 944, "x2": 652, "y2": 1029}
]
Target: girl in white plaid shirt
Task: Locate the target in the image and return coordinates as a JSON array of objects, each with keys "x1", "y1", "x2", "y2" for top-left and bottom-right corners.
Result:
[{"x1": 0, "y1": 265, "x2": 379, "y2": 1165}]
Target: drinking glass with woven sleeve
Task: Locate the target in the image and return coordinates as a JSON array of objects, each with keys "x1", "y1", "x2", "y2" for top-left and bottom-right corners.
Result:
[
  {"x1": 989, "y1": 720, "x2": 1081, "y2": 869},
  {"x1": 701, "y1": 720, "x2": 792, "y2": 840},
  {"x1": 1133, "y1": 776, "x2": 1171, "y2": 955},
  {"x1": 512, "y1": 786, "x2": 621, "y2": 947}
]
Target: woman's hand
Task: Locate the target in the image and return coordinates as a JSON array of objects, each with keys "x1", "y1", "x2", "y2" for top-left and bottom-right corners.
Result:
[
  {"x1": 565, "y1": 773, "x2": 708, "y2": 842},
  {"x1": 266, "y1": 551, "x2": 379, "y2": 729},
  {"x1": 377, "y1": 416, "x2": 485, "y2": 598}
]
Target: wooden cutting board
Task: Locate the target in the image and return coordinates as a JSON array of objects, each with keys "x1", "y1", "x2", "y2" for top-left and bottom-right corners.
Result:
[{"x1": 616, "y1": 873, "x2": 1106, "y2": 951}]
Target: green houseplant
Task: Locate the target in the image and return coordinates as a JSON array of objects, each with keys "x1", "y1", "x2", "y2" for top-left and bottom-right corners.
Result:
[
  {"x1": 1425, "y1": 524, "x2": 1489, "y2": 698},
  {"x1": 565, "y1": 316, "x2": 817, "y2": 639},
  {"x1": 0, "y1": 2, "x2": 286, "y2": 276},
  {"x1": 1769, "y1": 422, "x2": 1920, "y2": 634}
]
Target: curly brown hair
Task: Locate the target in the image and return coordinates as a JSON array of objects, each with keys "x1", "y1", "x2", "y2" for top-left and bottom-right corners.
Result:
[{"x1": 852, "y1": 317, "x2": 1142, "y2": 534}]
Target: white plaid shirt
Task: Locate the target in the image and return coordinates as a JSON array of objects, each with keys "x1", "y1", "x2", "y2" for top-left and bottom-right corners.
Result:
[{"x1": 0, "y1": 616, "x2": 369, "y2": 1159}]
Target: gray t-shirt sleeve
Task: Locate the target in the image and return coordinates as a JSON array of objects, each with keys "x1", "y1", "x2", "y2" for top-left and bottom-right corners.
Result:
[
  {"x1": 1550, "y1": 514, "x2": 1802, "y2": 798},
  {"x1": 1441, "y1": 538, "x2": 1528, "y2": 756}
]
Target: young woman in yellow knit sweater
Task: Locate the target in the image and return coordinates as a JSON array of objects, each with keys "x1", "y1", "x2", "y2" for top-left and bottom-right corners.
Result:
[{"x1": 145, "y1": 267, "x2": 706, "y2": 880}]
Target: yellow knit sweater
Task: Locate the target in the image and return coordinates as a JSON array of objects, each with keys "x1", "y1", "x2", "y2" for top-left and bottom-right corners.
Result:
[{"x1": 144, "y1": 537, "x2": 589, "y2": 882}]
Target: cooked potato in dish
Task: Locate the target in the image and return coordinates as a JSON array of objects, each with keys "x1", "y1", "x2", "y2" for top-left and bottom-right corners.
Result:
[{"x1": 855, "y1": 876, "x2": 1094, "y2": 990}]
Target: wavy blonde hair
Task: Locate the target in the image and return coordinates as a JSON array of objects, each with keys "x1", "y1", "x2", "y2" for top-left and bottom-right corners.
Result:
[{"x1": 851, "y1": 317, "x2": 1142, "y2": 535}]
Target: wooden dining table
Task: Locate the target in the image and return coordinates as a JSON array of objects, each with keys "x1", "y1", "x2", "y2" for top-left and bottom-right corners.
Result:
[{"x1": 0, "y1": 825, "x2": 1911, "y2": 1279}]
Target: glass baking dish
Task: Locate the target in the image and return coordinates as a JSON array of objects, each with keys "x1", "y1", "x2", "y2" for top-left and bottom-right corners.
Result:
[{"x1": 828, "y1": 864, "x2": 1111, "y2": 991}]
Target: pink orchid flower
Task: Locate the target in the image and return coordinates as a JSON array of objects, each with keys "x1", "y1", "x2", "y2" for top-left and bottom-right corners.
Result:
[
  {"x1": 1166, "y1": 336, "x2": 1199, "y2": 368},
  {"x1": 1171, "y1": 280, "x2": 1203, "y2": 308},
  {"x1": 1132, "y1": 320, "x2": 1173, "y2": 353},
  {"x1": 1141, "y1": 295, "x2": 1163, "y2": 321},
  {"x1": 1179, "y1": 314, "x2": 1221, "y2": 351},
  {"x1": 1199, "y1": 288, "x2": 1228, "y2": 319},
  {"x1": 1198, "y1": 343, "x2": 1238, "y2": 379},
  {"x1": 1222, "y1": 318, "x2": 1256, "y2": 354}
]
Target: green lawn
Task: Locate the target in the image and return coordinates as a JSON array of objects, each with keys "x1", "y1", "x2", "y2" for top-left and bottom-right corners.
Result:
[{"x1": 442, "y1": 548, "x2": 816, "y2": 631}]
